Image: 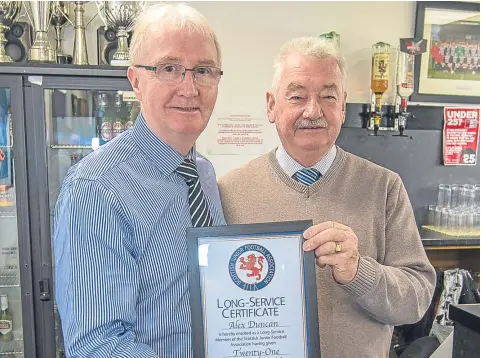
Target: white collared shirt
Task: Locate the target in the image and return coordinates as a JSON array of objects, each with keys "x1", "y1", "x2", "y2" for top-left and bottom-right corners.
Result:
[{"x1": 275, "y1": 144, "x2": 337, "y2": 177}]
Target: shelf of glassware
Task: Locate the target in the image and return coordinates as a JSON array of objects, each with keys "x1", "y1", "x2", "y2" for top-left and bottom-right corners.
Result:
[
  {"x1": 0, "y1": 274, "x2": 23, "y2": 358},
  {"x1": 0, "y1": 207, "x2": 24, "y2": 357},
  {"x1": 0, "y1": 337, "x2": 24, "y2": 357}
]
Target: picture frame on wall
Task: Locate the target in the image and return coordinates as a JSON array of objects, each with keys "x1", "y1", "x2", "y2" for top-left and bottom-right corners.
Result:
[{"x1": 411, "y1": 1, "x2": 480, "y2": 104}]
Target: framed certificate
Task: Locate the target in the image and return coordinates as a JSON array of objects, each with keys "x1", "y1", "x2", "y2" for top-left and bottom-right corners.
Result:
[{"x1": 187, "y1": 220, "x2": 320, "y2": 358}]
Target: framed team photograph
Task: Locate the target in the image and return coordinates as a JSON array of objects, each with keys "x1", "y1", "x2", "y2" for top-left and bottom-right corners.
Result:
[{"x1": 411, "y1": 1, "x2": 480, "y2": 104}]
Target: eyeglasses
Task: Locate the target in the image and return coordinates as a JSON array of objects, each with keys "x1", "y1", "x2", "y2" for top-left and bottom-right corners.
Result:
[{"x1": 134, "y1": 64, "x2": 223, "y2": 86}]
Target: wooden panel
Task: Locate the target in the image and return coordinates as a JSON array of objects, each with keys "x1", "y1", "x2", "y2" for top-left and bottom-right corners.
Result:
[{"x1": 427, "y1": 248, "x2": 480, "y2": 278}]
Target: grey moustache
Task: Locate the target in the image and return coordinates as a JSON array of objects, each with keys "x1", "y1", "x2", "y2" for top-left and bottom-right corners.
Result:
[{"x1": 294, "y1": 118, "x2": 328, "y2": 129}]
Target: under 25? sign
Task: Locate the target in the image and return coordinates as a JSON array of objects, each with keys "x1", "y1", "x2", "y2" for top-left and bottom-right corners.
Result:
[{"x1": 443, "y1": 107, "x2": 480, "y2": 166}]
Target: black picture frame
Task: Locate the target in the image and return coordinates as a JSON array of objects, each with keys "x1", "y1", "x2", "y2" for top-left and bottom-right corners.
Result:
[
  {"x1": 411, "y1": 1, "x2": 480, "y2": 104},
  {"x1": 186, "y1": 220, "x2": 320, "y2": 358}
]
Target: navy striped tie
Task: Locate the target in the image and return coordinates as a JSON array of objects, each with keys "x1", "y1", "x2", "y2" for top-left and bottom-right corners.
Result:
[
  {"x1": 293, "y1": 168, "x2": 321, "y2": 185},
  {"x1": 176, "y1": 158, "x2": 214, "y2": 227}
]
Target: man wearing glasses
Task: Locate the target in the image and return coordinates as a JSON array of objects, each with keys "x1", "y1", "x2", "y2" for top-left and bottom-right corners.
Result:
[{"x1": 54, "y1": 3, "x2": 225, "y2": 357}]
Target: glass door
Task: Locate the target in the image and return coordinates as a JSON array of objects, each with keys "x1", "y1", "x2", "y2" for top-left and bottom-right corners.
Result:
[
  {"x1": 27, "y1": 76, "x2": 138, "y2": 358},
  {"x1": 45, "y1": 88, "x2": 140, "y2": 209},
  {"x1": 0, "y1": 76, "x2": 35, "y2": 358},
  {"x1": 45, "y1": 88, "x2": 139, "y2": 358}
]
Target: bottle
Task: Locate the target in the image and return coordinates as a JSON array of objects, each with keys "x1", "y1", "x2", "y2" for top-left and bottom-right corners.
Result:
[
  {"x1": 371, "y1": 42, "x2": 391, "y2": 133},
  {"x1": 111, "y1": 117, "x2": 124, "y2": 139},
  {"x1": 0, "y1": 294, "x2": 13, "y2": 341},
  {"x1": 371, "y1": 42, "x2": 391, "y2": 94},
  {"x1": 100, "y1": 116, "x2": 113, "y2": 144},
  {"x1": 396, "y1": 51, "x2": 415, "y2": 112}
]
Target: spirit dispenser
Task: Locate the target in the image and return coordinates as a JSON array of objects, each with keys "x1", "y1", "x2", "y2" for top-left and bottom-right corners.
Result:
[
  {"x1": 370, "y1": 42, "x2": 390, "y2": 135},
  {"x1": 392, "y1": 38, "x2": 427, "y2": 137},
  {"x1": 394, "y1": 51, "x2": 414, "y2": 136}
]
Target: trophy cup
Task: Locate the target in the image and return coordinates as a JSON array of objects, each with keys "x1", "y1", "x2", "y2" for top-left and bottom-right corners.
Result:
[
  {"x1": 0, "y1": 1, "x2": 21, "y2": 63},
  {"x1": 96, "y1": 1, "x2": 145, "y2": 66},
  {"x1": 24, "y1": 1, "x2": 56, "y2": 62},
  {"x1": 50, "y1": 1, "x2": 72, "y2": 64},
  {"x1": 72, "y1": 1, "x2": 97, "y2": 65}
]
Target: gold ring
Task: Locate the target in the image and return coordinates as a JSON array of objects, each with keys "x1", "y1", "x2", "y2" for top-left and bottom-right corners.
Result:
[{"x1": 335, "y1": 242, "x2": 342, "y2": 253}]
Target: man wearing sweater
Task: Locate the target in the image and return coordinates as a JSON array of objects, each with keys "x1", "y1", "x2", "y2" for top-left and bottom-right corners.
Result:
[{"x1": 218, "y1": 37, "x2": 436, "y2": 358}]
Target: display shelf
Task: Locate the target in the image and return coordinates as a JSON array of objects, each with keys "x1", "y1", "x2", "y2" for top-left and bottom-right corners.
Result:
[
  {"x1": 0, "y1": 337, "x2": 24, "y2": 356},
  {"x1": 0, "y1": 267, "x2": 19, "y2": 288},
  {"x1": 49, "y1": 145, "x2": 93, "y2": 150},
  {"x1": 421, "y1": 228, "x2": 480, "y2": 248},
  {"x1": 0, "y1": 215, "x2": 16, "y2": 219}
]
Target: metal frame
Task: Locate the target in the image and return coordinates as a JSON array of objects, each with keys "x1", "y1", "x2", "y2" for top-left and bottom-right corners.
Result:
[
  {"x1": 0, "y1": 75, "x2": 37, "y2": 357},
  {"x1": 411, "y1": 1, "x2": 480, "y2": 104},
  {"x1": 24, "y1": 73, "x2": 131, "y2": 358},
  {"x1": 0, "y1": 63, "x2": 128, "y2": 78},
  {"x1": 186, "y1": 220, "x2": 321, "y2": 358}
]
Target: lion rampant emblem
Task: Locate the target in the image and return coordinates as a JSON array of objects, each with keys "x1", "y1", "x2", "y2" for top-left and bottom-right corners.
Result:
[{"x1": 239, "y1": 253, "x2": 264, "y2": 281}]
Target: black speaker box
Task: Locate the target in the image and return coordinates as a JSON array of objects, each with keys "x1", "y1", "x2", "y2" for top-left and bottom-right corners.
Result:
[
  {"x1": 5, "y1": 22, "x2": 32, "y2": 63},
  {"x1": 97, "y1": 26, "x2": 133, "y2": 65}
]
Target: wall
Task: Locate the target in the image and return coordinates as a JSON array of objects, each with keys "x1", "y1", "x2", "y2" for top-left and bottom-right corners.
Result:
[{"x1": 49, "y1": 1, "x2": 419, "y2": 176}]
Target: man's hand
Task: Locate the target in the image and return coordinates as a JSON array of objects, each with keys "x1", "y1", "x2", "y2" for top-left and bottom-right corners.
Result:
[{"x1": 303, "y1": 221, "x2": 360, "y2": 285}]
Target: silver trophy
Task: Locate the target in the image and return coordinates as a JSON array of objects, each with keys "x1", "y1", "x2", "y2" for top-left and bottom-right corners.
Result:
[
  {"x1": 50, "y1": 1, "x2": 72, "y2": 64},
  {"x1": 72, "y1": 1, "x2": 97, "y2": 65},
  {"x1": 0, "y1": 1, "x2": 21, "y2": 63},
  {"x1": 24, "y1": 1, "x2": 56, "y2": 62},
  {"x1": 96, "y1": 1, "x2": 145, "y2": 66}
]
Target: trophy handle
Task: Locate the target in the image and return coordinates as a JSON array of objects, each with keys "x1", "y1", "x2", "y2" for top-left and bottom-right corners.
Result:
[
  {"x1": 56, "y1": 3, "x2": 75, "y2": 27},
  {"x1": 95, "y1": 1, "x2": 106, "y2": 23},
  {"x1": 20, "y1": 6, "x2": 33, "y2": 26},
  {"x1": 86, "y1": 12, "x2": 98, "y2": 28}
]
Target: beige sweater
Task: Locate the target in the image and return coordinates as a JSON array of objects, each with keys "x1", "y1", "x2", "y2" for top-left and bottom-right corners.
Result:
[{"x1": 218, "y1": 147, "x2": 436, "y2": 358}]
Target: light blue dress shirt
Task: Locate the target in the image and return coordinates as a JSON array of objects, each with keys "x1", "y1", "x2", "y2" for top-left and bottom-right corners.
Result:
[{"x1": 54, "y1": 112, "x2": 225, "y2": 357}]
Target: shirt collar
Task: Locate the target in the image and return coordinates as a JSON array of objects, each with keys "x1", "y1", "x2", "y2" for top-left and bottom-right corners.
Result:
[
  {"x1": 276, "y1": 144, "x2": 337, "y2": 177},
  {"x1": 131, "y1": 112, "x2": 195, "y2": 175}
]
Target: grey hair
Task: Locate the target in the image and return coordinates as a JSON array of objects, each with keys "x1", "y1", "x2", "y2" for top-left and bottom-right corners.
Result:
[
  {"x1": 271, "y1": 37, "x2": 347, "y2": 94},
  {"x1": 129, "y1": 2, "x2": 221, "y2": 67}
]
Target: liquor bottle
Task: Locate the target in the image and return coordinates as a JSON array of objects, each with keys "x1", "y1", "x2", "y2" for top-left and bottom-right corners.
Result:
[
  {"x1": 0, "y1": 294, "x2": 13, "y2": 341},
  {"x1": 396, "y1": 51, "x2": 415, "y2": 113},
  {"x1": 371, "y1": 42, "x2": 391, "y2": 134}
]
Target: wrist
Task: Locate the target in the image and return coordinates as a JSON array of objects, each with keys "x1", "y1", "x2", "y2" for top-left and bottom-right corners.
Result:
[{"x1": 334, "y1": 255, "x2": 360, "y2": 285}]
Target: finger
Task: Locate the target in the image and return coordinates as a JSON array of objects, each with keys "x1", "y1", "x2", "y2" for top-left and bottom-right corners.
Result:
[
  {"x1": 303, "y1": 221, "x2": 350, "y2": 239},
  {"x1": 316, "y1": 252, "x2": 357, "y2": 267},
  {"x1": 303, "y1": 227, "x2": 352, "y2": 251},
  {"x1": 316, "y1": 253, "x2": 347, "y2": 266},
  {"x1": 314, "y1": 241, "x2": 349, "y2": 257}
]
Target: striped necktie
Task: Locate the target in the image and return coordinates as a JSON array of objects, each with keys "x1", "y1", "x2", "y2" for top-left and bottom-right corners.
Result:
[
  {"x1": 293, "y1": 168, "x2": 321, "y2": 185},
  {"x1": 176, "y1": 158, "x2": 214, "y2": 227}
]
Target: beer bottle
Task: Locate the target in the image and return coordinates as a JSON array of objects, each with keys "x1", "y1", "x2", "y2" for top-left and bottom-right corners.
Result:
[{"x1": 0, "y1": 294, "x2": 13, "y2": 340}]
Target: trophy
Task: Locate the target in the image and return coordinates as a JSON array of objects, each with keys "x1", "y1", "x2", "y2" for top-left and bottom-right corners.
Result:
[
  {"x1": 50, "y1": 1, "x2": 72, "y2": 64},
  {"x1": 72, "y1": 1, "x2": 97, "y2": 65},
  {"x1": 96, "y1": 1, "x2": 145, "y2": 66},
  {"x1": 24, "y1": 1, "x2": 56, "y2": 62},
  {"x1": 0, "y1": 1, "x2": 21, "y2": 63}
]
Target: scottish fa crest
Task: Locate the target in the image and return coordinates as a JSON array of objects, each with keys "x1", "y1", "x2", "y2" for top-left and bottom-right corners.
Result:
[{"x1": 229, "y1": 244, "x2": 276, "y2": 291}]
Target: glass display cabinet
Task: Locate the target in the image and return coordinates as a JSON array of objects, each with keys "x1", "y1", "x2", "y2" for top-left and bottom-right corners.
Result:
[{"x1": 0, "y1": 63, "x2": 136, "y2": 358}]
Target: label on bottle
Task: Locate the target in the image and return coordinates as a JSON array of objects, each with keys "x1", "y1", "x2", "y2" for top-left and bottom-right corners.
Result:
[
  {"x1": 372, "y1": 53, "x2": 390, "y2": 80},
  {"x1": 124, "y1": 121, "x2": 134, "y2": 131},
  {"x1": 0, "y1": 319, "x2": 12, "y2": 335},
  {"x1": 100, "y1": 121, "x2": 112, "y2": 142},
  {"x1": 112, "y1": 120, "x2": 124, "y2": 138}
]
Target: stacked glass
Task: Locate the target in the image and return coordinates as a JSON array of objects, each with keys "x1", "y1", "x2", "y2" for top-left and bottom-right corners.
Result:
[{"x1": 428, "y1": 184, "x2": 480, "y2": 236}]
